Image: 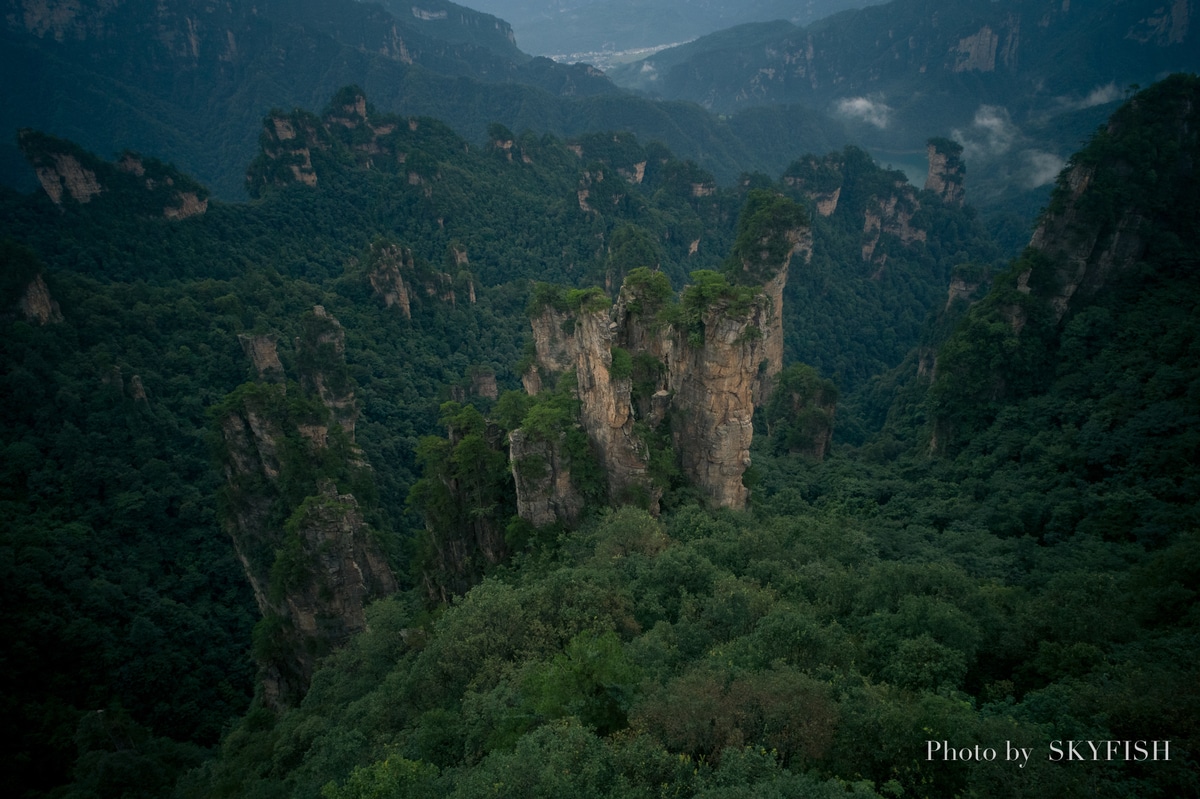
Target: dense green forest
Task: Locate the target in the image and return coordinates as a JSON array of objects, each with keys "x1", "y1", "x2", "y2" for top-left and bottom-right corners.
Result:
[{"x1": 2, "y1": 73, "x2": 1199, "y2": 799}]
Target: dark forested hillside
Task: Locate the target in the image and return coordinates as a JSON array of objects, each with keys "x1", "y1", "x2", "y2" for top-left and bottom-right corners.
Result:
[{"x1": 2, "y1": 71, "x2": 1198, "y2": 799}]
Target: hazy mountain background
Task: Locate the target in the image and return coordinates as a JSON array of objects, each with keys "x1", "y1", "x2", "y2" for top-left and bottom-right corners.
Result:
[
  {"x1": 462, "y1": 0, "x2": 886, "y2": 66},
  {"x1": 607, "y1": 0, "x2": 1200, "y2": 244}
]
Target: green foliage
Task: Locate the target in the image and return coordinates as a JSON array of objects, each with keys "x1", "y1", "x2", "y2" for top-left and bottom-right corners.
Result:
[
  {"x1": 523, "y1": 630, "x2": 641, "y2": 736},
  {"x1": 766, "y1": 364, "x2": 839, "y2": 456},
  {"x1": 673, "y1": 270, "x2": 762, "y2": 347},
  {"x1": 566, "y1": 286, "x2": 611, "y2": 314},
  {"x1": 619, "y1": 267, "x2": 673, "y2": 317},
  {"x1": 608, "y1": 346, "x2": 632, "y2": 381},
  {"x1": 727, "y1": 189, "x2": 807, "y2": 284},
  {"x1": 527, "y1": 283, "x2": 568, "y2": 317}
]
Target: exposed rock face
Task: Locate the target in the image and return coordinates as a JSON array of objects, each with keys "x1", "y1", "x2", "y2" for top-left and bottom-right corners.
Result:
[
  {"x1": 219, "y1": 308, "x2": 395, "y2": 708},
  {"x1": 299, "y1": 306, "x2": 358, "y2": 439},
  {"x1": 517, "y1": 208, "x2": 806, "y2": 515},
  {"x1": 950, "y1": 17, "x2": 1019, "y2": 73},
  {"x1": 527, "y1": 307, "x2": 579, "y2": 376},
  {"x1": 19, "y1": 130, "x2": 209, "y2": 217},
  {"x1": 509, "y1": 429, "x2": 585, "y2": 528},
  {"x1": 238, "y1": 334, "x2": 285, "y2": 381},
  {"x1": 163, "y1": 191, "x2": 208, "y2": 219},
  {"x1": 945, "y1": 274, "x2": 983, "y2": 311},
  {"x1": 367, "y1": 243, "x2": 415, "y2": 318},
  {"x1": 1004, "y1": 152, "x2": 1150, "y2": 335},
  {"x1": 574, "y1": 309, "x2": 656, "y2": 508},
  {"x1": 925, "y1": 139, "x2": 966, "y2": 207},
  {"x1": 33, "y1": 152, "x2": 103, "y2": 204},
  {"x1": 471, "y1": 369, "x2": 498, "y2": 400},
  {"x1": 861, "y1": 188, "x2": 926, "y2": 263},
  {"x1": 18, "y1": 274, "x2": 62, "y2": 324},
  {"x1": 668, "y1": 293, "x2": 772, "y2": 509},
  {"x1": 752, "y1": 227, "x2": 811, "y2": 404},
  {"x1": 782, "y1": 153, "x2": 844, "y2": 216}
]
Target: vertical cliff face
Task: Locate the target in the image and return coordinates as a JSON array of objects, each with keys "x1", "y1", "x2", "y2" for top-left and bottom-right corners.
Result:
[
  {"x1": 925, "y1": 138, "x2": 966, "y2": 207},
  {"x1": 573, "y1": 308, "x2": 656, "y2": 508},
  {"x1": 217, "y1": 306, "x2": 395, "y2": 708},
  {"x1": 513, "y1": 192, "x2": 810, "y2": 516},
  {"x1": 509, "y1": 429, "x2": 585, "y2": 528},
  {"x1": 18, "y1": 273, "x2": 63, "y2": 324},
  {"x1": 298, "y1": 306, "x2": 358, "y2": 440},
  {"x1": 668, "y1": 288, "x2": 775, "y2": 509}
]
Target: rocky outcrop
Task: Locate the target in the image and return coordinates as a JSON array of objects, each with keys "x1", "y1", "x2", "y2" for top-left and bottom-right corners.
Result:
[
  {"x1": 861, "y1": 188, "x2": 926, "y2": 263},
  {"x1": 667, "y1": 291, "x2": 773, "y2": 509},
  {"x1": 238, "y1": 334, "x2": 285, "y2": 381},
  {"x1": 782, "y1": 153, "x2": 844, "y2": 217},
  {"x1": 950, "y1": 17, "x2": 1019, "y2": 73},
  {"x1": 19, "y1": 130, "x2": 209, "y2": 217},
  {"x1": 18, "y1": 274, "x2": 62, "y2": 324},
  {"x1": 516, "y1": 195, "x2": 807, "y2": 515},
  {"x1": 298, "y1": 306, "x2": 358, "y2": 439},
  {"x1": 574, "y1": 308, "x2": 656, "y2": 508},
  {"x1": 925, "y1": 138, "x2": 966, "y2": 207},
  {"x1": 218, "y1": 307, "x2": 395, "y2": 708},
  {"x1": 527, "y1": 306, "x2": 579, "y2": 376},
  {"x1": 509, "y1": 429, "x2": 585, "y2": 528},
  {"x1": 31, "y1": 151, "x2": 103, "y2": 205},
  {"x1": 367, "y1": 243, "x2": 415, "y2": 318}
]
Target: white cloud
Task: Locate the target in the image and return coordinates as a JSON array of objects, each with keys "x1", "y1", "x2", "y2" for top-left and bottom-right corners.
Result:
[
  {"x1": 834, "y1": 96, "x2": 891, "y2": 129},
  {"x1": 952, "y1": 104, "x2": 1018, "y2": 160},
  {"x1": 1078, "y1": 82, "x2": 1122, "y2": 109},
  {"x1": 1020, "y1": 149, "x2": 1065, "y2": 189}
]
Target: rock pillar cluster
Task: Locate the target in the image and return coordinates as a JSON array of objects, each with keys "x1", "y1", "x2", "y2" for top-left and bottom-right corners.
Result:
[{"x1": 217, "y1": 306, "x2": 396, "y2": 708}]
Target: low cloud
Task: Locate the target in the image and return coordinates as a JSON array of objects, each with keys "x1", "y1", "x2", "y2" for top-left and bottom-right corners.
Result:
[
  {"x1": 953, "y1": 104, "x2": 1019, "y2": 161},
  {"x1": 834, "y1": 96, "x2": 891, "y2": 129},
  {"x1": 1020, "y1": 149, "x2": 1065, "y2": 189},
  {"x1": 1078, "y1": 82, "x2": 1122, "y2": 109}
]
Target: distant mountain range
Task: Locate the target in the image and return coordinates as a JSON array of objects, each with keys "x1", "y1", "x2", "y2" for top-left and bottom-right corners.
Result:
[
  {"x1": 1, "y1": 0, "x2": 851, "y2": 198},
  {"x1": 461, "y1": 0, "x2": 885, "y2": 62},
  {"x1": 609, "y1": 0, "x2": 1200, "y2": 217}
]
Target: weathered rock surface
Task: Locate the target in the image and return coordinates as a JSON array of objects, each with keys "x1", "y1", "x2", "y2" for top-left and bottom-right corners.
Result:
[
  {"x1": 925, "y1": 139, "x2": 966, "y2": 207},
  {"x1": 667, "y1": 294, "x2": 772, "y2": 509},
  {"x1": 238, "y1": 334, "x2": 285, "y2": 381},
  {"x1": 218, "y1": 307, "x2": 395, "y2": 708},
  {"x1": 19, "y1": 130, "x2": 209, "y2": 217},
  {"x1": 575, "y1": 309, "x2": 656, "y2": 508},
  {"x1": 509, "y1": 429, "x2": 585, "y2": 528},
  {"x1": 18, "y1": 273, "x2": 63, "y2": 324}
]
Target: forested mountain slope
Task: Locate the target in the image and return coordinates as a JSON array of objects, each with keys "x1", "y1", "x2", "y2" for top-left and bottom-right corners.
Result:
[
  {"x1": 611, "y1": 0, "x2": 1200, "y2": 225},
  {"x1": 0, "y1": 0, "x2": 848, "y2": 199},
  {"x1": 175, "y1": 76, "x2": 1200, "y2": 799},
  {"x1": 0, "y1": 81, "x2": 992, "y2": 796},
  {"x1": 3, "y1": 76, "x2": 1197, "y2": 799}
]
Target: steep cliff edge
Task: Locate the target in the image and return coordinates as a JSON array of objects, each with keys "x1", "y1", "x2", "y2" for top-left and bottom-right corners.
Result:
[
  {"x1": 514, "y1": 191, "x2": 812, "y2": 515},
  {"x1": 929, "y1": 75, "x2": 1200, "y2": 452},
  {"x1": 216, "y1": 306, "x2": 396, "y2": 708},
  {"x1": 924, "y1": 138, "x2": 965, "y2": 208},
  {"x1": 19, "y1": 130, "x2": 209, "y2": 218}
]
